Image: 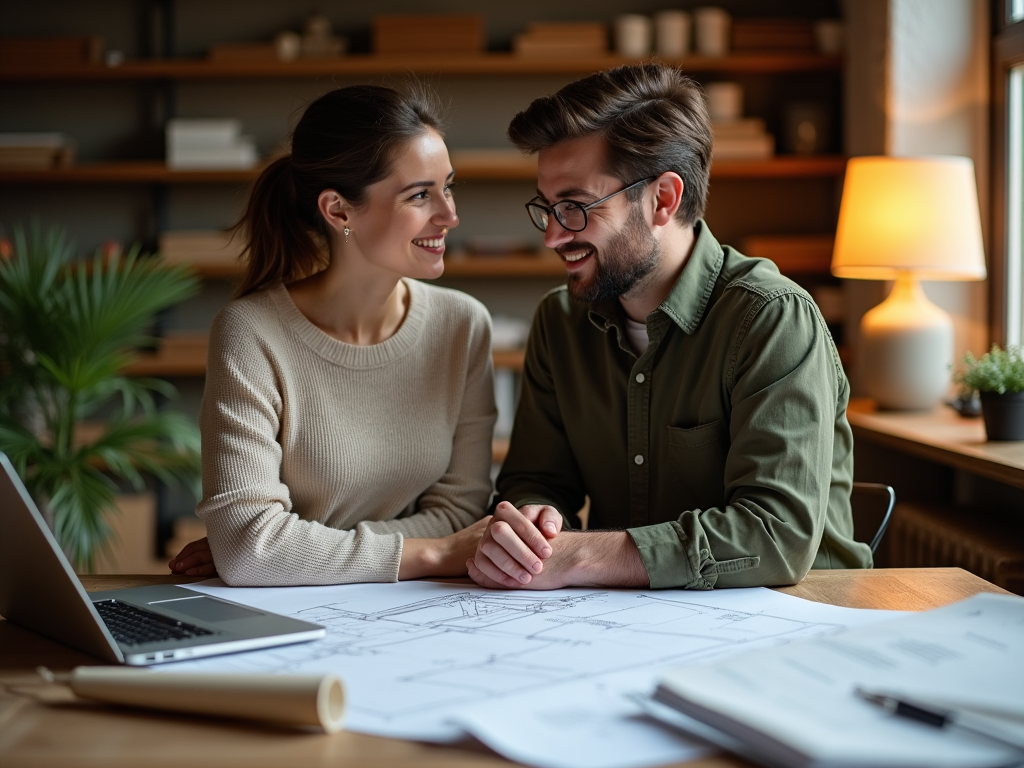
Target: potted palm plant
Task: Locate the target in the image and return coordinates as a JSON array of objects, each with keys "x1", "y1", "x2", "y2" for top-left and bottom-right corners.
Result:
[
  {"x1": 953, "y1": 344, "x2": 1024, "y2": 441},
  {"x1": 0, "y1": 223, "x2": 202, "y2": 570}
]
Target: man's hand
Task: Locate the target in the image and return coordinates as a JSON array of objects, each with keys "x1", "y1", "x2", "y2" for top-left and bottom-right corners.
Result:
[
  {"x1": 169, "y1": 537, "x2": 217, "y2": 577},
  {"x1": 469, "y1": 501, "x2": 563, "y2": 587},
  {"x1": 468, "y1": 527, "x2": 650, "y2": 590}
]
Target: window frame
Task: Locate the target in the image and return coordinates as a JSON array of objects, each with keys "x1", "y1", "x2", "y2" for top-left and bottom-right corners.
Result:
[{"x1": 992, "y1": 1, "x2": 1024, "y2": 347}]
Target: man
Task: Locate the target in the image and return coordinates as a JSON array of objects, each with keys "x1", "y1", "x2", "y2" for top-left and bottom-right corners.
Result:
[{"x1": 467, "y1": 63, "x2": 871, "y2": 591}]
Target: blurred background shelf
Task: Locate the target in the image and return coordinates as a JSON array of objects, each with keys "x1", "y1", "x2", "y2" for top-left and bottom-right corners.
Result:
[
  {"x1": 0, "y1": 52, "x2": 842, "y2": 82},
  {"x1": 0, "y1": 155, "x2": 846, "y2": 184}
]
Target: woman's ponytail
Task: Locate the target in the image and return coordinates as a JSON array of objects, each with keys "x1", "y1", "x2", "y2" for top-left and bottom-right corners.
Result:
[{"x1": 232, "y1": 154, "x2": 326, "y2": 298}]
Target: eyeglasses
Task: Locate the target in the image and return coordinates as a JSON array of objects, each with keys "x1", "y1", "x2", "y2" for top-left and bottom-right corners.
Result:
[{"x1": 525, "y1": 177, "x2": 657, "y2": 233}]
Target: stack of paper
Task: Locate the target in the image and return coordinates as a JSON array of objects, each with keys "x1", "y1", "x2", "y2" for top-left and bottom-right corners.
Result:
[
  {"x1": 513, "y1": 22, "x2": 608, "y2": 57},
  {"x1": 166, "y1": 119, "x2": 257, "y2": 170},
  {"x1": 655, "y1": 592, "x2": 1024, "y2": 768},
  {"x1": 159, "y1": 230, "x2": 244, "y2": 270},
  {"x1": 0, "y1": 133, "x2": 75, "y2": 168},
  {"x1": 712, "y1": 117, "x2": 775, "y2": 160}
]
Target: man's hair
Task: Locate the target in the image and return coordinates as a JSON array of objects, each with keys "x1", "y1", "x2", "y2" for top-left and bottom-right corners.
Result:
[{"x1": 508, "y1": 64, "x2": 713, "y2": 226}]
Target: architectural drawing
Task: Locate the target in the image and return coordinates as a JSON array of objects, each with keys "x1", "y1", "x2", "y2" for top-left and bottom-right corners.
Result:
[{"x1": 175, "y1": 586, "x2": 847, "y2": 725}]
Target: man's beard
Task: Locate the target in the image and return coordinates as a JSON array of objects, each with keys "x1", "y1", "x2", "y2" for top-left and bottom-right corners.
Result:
[{"x1": 559, "y1": 203, "x2": 660, "y2": 303}]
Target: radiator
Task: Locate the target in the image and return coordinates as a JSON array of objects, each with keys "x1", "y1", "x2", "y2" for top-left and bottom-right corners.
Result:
[{"x1": 886, "y1": 502, "x2": 1024, "y2": 595}]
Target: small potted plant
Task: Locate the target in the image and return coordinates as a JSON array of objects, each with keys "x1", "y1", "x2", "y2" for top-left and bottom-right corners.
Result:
[{"x1": 953, "y1": 344, "x2": 1024, "y2": 441}]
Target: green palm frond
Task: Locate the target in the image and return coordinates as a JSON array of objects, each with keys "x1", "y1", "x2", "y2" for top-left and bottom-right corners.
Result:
[{"x1": 0, "y1": 222, "x2": 203, "y2": 569}]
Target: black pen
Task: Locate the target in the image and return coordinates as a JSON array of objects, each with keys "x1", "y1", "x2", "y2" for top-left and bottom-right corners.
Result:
[{"x1": 855, "y1": 687, "x2": 1024, "y2": 754}]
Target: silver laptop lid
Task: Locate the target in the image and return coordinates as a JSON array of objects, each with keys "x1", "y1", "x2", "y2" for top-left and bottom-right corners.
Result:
[{"x1": 0, "y1": 452, "x2": 124, "y2": 662}]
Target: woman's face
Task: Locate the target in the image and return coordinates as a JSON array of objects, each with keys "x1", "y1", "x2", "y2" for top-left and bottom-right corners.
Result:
[{"x1": 348, "y1": 127, "x2": 458, "y2": 281}]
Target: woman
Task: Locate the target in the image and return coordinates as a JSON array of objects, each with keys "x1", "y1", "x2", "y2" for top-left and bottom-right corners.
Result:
[{"x1": 168, "y1": 84, "x2": 496, "y2": 585}]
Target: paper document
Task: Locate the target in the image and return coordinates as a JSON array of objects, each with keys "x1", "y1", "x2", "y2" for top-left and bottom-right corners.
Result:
[
  {"x1": 656, "y1": 592, "x2": 1024, "y2": 768},
  {"x1": 165, "y1": 580, "x2": 897, "y2": 768}
]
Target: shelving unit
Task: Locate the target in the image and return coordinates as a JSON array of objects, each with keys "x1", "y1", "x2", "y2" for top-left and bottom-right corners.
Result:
[
  {"x1": 0, "y1": 155, "x2": 846, "y2": 184},
  {"x1": 0, "y1": 52, "x2": 841, "y2": 82},
  {"x1": 2, "y1": 0, "x2": 849, "y2": 549}
]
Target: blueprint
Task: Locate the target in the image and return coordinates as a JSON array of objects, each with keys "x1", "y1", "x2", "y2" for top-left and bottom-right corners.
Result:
[{"x1": 167, "y1": 580, "x2": 898, "y2": 768}]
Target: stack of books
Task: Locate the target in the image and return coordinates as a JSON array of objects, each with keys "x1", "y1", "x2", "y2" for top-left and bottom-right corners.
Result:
[
  {"x1": 730, "y1": 18, "x2": 816, "y2": 52},
  {"x1": 512, "y1": 22, "x2": 608, "y2": 57},
  {"x1": 166, "y1": 119, "x2": 257, "y2": 170},
  {"x1": 0, "y1": 133, "x2": 75, "y2": 169},
  {"x1": 0, "y1": 36, "x2": 103, "y2": 71},
  {"x1": 712, "y1": 118, "x2": 775, "y2": 160},
  {"x1": 372, "y1": 15, "x2": 484, "y2": 55},
  {"x1": 159, "y1": 230, "x2": 244, "y2": 271}
]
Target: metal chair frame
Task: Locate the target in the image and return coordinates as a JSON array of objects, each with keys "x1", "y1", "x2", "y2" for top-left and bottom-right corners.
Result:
[{"x1": 851, "y1": 481, "x2": 896, "y2": 554}]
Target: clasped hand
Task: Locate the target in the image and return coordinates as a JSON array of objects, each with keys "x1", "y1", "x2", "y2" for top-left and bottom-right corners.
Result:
[{"x1": 467, "y1": 501, "x2": 573, "y2": 589}]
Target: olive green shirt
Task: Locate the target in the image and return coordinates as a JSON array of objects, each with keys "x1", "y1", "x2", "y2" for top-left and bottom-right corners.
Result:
[{"x1": 495, "y1": 221, "x2": 872, "y2": 589}]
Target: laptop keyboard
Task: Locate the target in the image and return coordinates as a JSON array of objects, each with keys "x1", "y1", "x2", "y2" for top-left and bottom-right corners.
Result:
[{"x1": 93, "y1": 599, "x2": 216, "y2": 646}]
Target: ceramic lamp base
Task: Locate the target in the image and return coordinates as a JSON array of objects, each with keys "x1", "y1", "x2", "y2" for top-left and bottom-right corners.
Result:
[{"x1": 860, "y1": 273, "x2": 953, "y2": 411}]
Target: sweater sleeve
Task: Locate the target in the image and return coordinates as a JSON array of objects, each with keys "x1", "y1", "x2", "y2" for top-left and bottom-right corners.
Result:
[
  {"x1": 197, "y1": 306, "x2": 404, "y2": 587},
  {"x1": 357, "y1": 302, "x2": 496, "y2": 539}
]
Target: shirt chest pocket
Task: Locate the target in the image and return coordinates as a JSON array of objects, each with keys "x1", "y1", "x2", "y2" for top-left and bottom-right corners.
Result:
[{"x1": 665, "y1": 419, "x2": 729, "y2": 511}]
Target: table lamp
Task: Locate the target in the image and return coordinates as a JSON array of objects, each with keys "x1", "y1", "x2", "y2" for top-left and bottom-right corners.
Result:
[{"x1": 831, "y1": 156, "x2": 987, "y2": 410}]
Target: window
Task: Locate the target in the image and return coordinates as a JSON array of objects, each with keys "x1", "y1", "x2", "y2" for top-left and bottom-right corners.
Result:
[
  {"x1": 994, "y1": 2, "x2": 1024, "y2": 346},
  {"x1": 1008, "y1": 65, "x2": 1023, "y2": 345}
]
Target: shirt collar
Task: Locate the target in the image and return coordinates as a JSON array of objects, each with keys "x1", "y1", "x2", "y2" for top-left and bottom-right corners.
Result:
[{"x1": 587, "y1": 219, "x2": 724, "y2": 335}]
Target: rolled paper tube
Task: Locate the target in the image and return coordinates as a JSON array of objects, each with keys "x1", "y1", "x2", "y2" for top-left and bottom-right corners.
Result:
[{"x1": 69, "y1": 667, "x2": 345, "y2": 732}]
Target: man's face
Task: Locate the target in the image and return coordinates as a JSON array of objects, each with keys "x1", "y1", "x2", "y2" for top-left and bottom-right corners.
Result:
[{"x1": 536, "y1": 135, "x2": 659, "y2": 303}]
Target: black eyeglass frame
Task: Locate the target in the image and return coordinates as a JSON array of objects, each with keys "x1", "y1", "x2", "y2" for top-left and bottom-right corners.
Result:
[{"x1": 525, "y1": 176, "x2": 657, "y2": 233}]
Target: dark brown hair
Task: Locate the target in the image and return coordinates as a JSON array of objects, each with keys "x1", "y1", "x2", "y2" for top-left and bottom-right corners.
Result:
[
  {"x1": 233, "y1": 84, "x2": 443, "y2": 297},
  {"x1": 507, "y1": 63, "x2": 712, "y2": 226}
]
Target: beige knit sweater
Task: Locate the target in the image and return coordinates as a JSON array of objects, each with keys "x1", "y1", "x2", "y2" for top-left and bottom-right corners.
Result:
[{"x1": 196, "y1": 280, "x2": 496, "y2": 586}]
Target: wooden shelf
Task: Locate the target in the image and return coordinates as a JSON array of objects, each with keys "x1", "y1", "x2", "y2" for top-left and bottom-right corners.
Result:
[
  {"x1": 0, "y1": 161, "x2": 253, "y2": 184},
  {"x1": 0, "y1": 52, "x2": 842, "y2": 82},
  {"x1": 847, "y1": 398, "x2": 1024, "y2": 491},
  {"x1": 122, "y1": 333, "x2": 525, "y2": 377},
  {"x1": 0, "y1": 155, "x2": 846, "y2": 185}
]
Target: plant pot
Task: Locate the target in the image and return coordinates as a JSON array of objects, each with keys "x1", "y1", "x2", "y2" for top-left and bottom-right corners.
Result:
[{"x1": 980, "y1": 391, "x2": 1024, "y2": 441}]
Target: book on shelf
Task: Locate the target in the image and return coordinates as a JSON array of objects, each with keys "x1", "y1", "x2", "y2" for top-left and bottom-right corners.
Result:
[
  {"x1": 711, "y1": 118, "x2": 775, "y2": 159},
  {"x1": 513, "y1": 22, "x2": 608, "y2": 57},
  {"x1": 159, "y1": 230, "x2": 244, "y2": 269},
  {"x1": 0, "y1": 133, "x2": 75, "y2": 169},
  {"x1": 0, "y1": 36, "x2": 103, "y2": 70},
  {"x1": 730, "y1": 18, "x2": 817, "y2": 52},
  {"x1": 712, "y1": 133, "x2": 775, "y2": 160},
  {"x1": 372, "y1": 15, "x2": 485, "y2": 55},
  {"x1": 165, "y1": 119, "x2": 257, "y2": 170}
]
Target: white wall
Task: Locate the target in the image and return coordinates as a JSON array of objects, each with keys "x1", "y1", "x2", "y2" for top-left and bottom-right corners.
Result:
[
  {"x1": 888, "y1": 0, "x2": 991, "y2": 370},
  {"x1": 843, "y1": 0, "x2": 991, "y2": 394}
]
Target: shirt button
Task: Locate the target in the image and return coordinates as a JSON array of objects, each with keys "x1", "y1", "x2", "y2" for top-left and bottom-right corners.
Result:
[
  {"x1": 635, "y1": 373, "x2": 645, "y2": 383},
  {"x1": 634, "y1": 454, "x2": 644, "y2": 465}
]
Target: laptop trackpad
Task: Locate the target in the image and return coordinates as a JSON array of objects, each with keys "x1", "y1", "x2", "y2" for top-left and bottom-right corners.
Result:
[{"x1": 157, "y1": 597, "x2": 264, "y2": 622}]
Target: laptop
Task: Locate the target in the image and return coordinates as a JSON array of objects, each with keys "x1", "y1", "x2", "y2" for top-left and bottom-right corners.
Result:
[{"x1": 0, "y1": 452, "x2": 325, "y2": 665}]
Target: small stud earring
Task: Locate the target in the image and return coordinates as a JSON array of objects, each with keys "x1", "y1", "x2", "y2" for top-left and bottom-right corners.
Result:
[{"x1": 343, "y1": 226, "x2": 351, "y2": 243}]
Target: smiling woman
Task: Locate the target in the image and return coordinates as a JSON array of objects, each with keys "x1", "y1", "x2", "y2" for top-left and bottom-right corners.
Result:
[{"x1": 167, "y1": 85, "x2": 497, "y2": 587}]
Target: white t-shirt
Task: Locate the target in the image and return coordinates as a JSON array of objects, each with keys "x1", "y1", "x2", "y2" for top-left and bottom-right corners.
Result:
[{"x1": 624, "y1": 317, "x2": 650, "y2": 356}]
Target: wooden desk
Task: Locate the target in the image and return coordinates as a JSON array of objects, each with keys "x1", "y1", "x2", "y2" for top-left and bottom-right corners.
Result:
[{"x1": 0, "y1": 570, "x2": 1008, "y2": 768}]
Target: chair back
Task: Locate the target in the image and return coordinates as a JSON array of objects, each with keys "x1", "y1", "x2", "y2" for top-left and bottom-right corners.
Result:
[{"x1": 851, "y1": 482, "x2": 895, "y2": 554}]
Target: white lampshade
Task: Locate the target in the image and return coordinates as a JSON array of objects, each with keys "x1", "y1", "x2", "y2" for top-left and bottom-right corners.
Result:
[
  {"x1": 831, "y1": 156, "x2": 987, "y2": 411},
  {"x1": 832, "y1": 155, "x2": 987, "y2": 281}
]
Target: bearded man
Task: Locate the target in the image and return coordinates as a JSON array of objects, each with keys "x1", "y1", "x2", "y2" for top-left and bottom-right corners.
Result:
[{"x1": 468, "y1": 63, "x2": 872, "y2": 591}]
